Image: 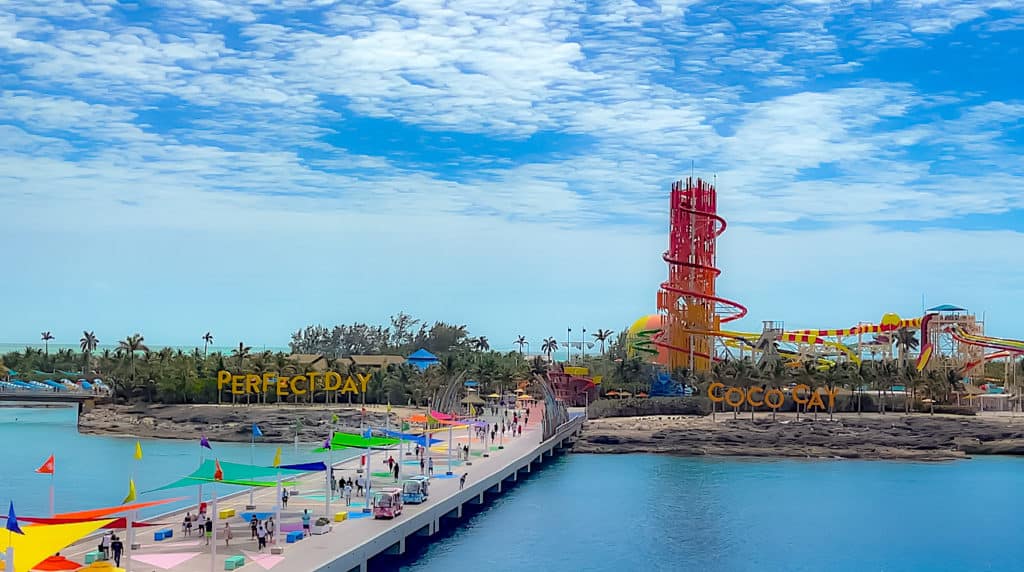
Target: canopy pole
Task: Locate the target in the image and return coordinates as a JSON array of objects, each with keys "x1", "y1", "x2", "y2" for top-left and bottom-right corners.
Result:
[
  {"x1": 446, "y1": 424, "x2": 453, "y2": 476},
  {"x1": 210, "y1": 491, "x2": 218, "y2": 572},
  {"x1": 126, "y1": 510, "x2": 135, "y2": 572},
  {"x1": 248, "y1": 435, "x2": 255, "y2": 508},
  {"x1": 274, "y1": 471, "x2": 281, "y2": 549}
]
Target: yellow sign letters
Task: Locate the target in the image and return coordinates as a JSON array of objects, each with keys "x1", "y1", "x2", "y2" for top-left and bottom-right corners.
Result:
[
  {"x1": 707, "y1": 382, "x2": 839, "y2": 410},
  {"x1": 216, "y1": 371, "x2": 370, "y2": 397}
]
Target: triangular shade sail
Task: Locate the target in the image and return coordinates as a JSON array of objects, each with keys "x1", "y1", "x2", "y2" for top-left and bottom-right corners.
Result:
[
  {"x1": 406, "y1": 349, "x2": 438, "y2": 360},
  {"x1": 54, "y1": 498, "x2": 179, "y2": 520},
  {"x1": 0, "y1": 520, "x2": 112, "y2": 572},
  {"x1": 278, "y1": 462, "x2": 327, "y2": 472},
  {"x1": 429, "y1": 410, "x2": 453, "y2": 421},
  {"x1": 145, "y1": 459, "x2": 307, "y2": 493},
  {"x1": 17, "y1": 517, "x2": 160, "y2": 529},
  {"x1": 330, "y1": 433, "x2": 400, "y2": 449},
  {"x1": 379, "y1": 429, "x2": 442, "y2": 446}
]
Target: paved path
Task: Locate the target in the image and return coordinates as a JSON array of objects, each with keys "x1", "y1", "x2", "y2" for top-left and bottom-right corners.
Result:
[{"x1": 61, "y1": 407, "x2": 545, "y2": 572}]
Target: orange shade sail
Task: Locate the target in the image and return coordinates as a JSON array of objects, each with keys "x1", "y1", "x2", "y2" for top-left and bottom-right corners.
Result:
[{"x1": 55, "y1": 498, "x2": 182, "y2": 520}]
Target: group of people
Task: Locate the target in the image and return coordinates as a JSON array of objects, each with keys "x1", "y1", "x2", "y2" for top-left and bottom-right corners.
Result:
[
  {"x1": 182, "y1": 510, "x2": 215, "y2": 545},
  {"x1": 249, "y1": 514, "x2": 278, "y2": 550}
]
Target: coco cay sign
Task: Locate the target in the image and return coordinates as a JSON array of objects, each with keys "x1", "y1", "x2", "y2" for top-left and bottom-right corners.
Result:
[
  {"x1": 217, "y1": 371, "x2": 371, "y2": 397},
  {"x1": 707, "y1": 382, "x2": 840, "y2": 410}
]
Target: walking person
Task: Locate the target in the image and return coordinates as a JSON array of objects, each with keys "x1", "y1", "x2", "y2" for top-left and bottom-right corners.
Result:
[
  {"x1": 183, "y1": 512, "x2": 192, "y2": 537},
  {"x1": 518, "y1": 424, "x2": 523, "y2": 436},
  {"x1": 281, "y1": 489, "x2": 289, "y2": 507},
  {"x1": 427, "y1": 456, "x2": 434, "y2": 476},
  {"x1": 459, "y1": 473, "x2": 467, "y2": 490},
  {"x1": 344, "y1": 481, "x2": 352, "y2": 506},
  {"x1": 204, "y1": 518, "x2": 213, "y2": 546},
  {"x1": 392, "y1": 461, "x2": 399, "y2": 480},
  {"x1": 250, "y1": 515, "x2": 259, "y2": 540},
  {"x1": 99, "y1": 531, "x2": 112, "y2": 560},
  {"x1": 419, "y1": 457, "x2": 425, "y2": 475},
  {"x1": 266, "y1": 517, "x2": 275, "y2": 545},
  {"x1": 223, "y1": 522, "x2": 233, "y2": 546},
  {"x1": 257, "y1": 522, "x2": 268, "y2": 551},
  {"x1": 110, "y1": 535, "x2": 123, "y2": 567}
]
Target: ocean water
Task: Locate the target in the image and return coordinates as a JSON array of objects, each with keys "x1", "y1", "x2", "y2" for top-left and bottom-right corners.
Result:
[
  {"x1": 0, "y1": 342, "x2": 290, "y2": 357},
  {"x1": 5, "y1": 406, "x2": 1023, "y2": 571},
  {"x1": 399, "y1": 453, "x2": 1024, "y2": 572},
  {"x1": 0, "y1": 406, "x2": 342, "y2": 518}
]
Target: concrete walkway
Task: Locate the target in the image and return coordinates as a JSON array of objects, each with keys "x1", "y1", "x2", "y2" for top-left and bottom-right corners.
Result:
[{"x1": 61, "y1": 407, "x2": 546, "y2": 572}]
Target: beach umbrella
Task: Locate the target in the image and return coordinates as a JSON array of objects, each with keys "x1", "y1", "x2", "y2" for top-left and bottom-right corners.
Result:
[
  {"x1": 605, "y1": 390, "x2": 619, "y2": 397},
  {"x1": 32, "y1": 556, "x2": 81, "y2": 571},
  {"x1": 486, "y1": 393, "x2": 501, "y2": 399}
]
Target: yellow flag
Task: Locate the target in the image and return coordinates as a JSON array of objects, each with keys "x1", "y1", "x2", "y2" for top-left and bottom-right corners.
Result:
[
  {"x1": 469, "y1": 404, "x2": 476, "y2": 416},
  {"x1": 134, "y1": 441, "x2": 143, "y2": 461},
  {"x1": 330, "y1": 414, "x2": 339, "y2": 424},
  {"x1": 122, "y1": 478, "x2": 137, "y2": 504},
  {"x1": 272, "y1": 447, "x2": 281, "y2": 468},
  {"x1": 386, "y1": 401, "x2": 392, "y2": 413}
]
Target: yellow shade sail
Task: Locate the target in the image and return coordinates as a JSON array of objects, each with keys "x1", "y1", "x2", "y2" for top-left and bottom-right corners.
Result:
[{"x1": 0, "y1": 520, "x2": 113, "y2": 572}]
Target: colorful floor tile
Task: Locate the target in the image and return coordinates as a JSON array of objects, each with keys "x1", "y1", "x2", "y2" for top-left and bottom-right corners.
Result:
[{"x1": 131, "y1": 551, "x2": 200, "y2": 569}]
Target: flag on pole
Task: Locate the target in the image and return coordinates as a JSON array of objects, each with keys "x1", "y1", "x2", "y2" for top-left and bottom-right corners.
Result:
[
  {"x1": 200, "y1": 435, "x2": 212, "y2": 450},
  {"x1": 214, "y1": 460, "x2": 224, "y2": 481},
  {"x1": 386, "y1": 402, "x2": 392, "y2": 413},
  {"x1": 5, "y1": 501, "x2": 24, "y2": 535},
  {"x1": 401, "y1": 422, "x2": 410, "y2": 431},
  {"x1": 272, "y1": 447, "x2": 281, "y2": 468},
  {"x1": 469, "y1": 404, "x2": 476, "y2": 416},
  {"x1": 252, "y1": 424, "x2": 263, "y2": 438},
  {"x1": 330, "y1": 414, "x2": 339, "y2": 424},
  {"x1": 35, "y1": 454, "x2": 55, "y2": 475},
  {"x1": 122, "y1": 479, "x2": 137, "y2": 504},
  {"x1": 134, "y1": 441, "x2": 143, "y2": 460},
  {"x1": 361, "y1": 428, "x2": 372, "y2": 439}
]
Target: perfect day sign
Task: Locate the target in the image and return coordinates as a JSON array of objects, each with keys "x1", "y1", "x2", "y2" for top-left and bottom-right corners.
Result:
[{"x1": 217, "y1": 371, "x2": 371, "y2": 397}]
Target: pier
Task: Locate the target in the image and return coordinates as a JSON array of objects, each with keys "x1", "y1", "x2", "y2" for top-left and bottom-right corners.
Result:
[{"x1": 60, "y1": 410, "x2": 584, "y2": 572}]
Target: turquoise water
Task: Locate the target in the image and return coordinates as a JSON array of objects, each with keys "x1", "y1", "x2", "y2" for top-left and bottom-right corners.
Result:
[
  {"x1": 0, "y1": 406, "x2": 339, "y2": 518},
  {"x1": 399, "y1": 453, "x2": 1024, "y2": 572}
]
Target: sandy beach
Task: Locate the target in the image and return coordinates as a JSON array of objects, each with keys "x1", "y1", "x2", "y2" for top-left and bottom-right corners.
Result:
[{"x1": 575, "y1": 411, "x2": 1024, "y2": 460}]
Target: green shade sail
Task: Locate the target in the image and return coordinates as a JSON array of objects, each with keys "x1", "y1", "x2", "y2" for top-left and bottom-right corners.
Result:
[{"x1": 143, "y1": 459, "x2": 307, "y2": 493}]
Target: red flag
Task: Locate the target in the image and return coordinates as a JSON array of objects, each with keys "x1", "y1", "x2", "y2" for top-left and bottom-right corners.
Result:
[
  {"x1": 35, "y1": 455, "x2": 54, "y2": 475},
  {"x1": 213, "y1": 459, "x2": 224, "y2": 481}
]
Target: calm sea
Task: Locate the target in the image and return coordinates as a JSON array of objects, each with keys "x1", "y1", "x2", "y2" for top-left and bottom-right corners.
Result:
[
  {"x1": 4, "y1": 406, "x2": 1022, "y2": 571},
  {"x1": 398, "y1": 453, "x2": 1024, "y2": 572},
  {"x1": 0, "y1": 343, "x2": 290, "y2": 357}
]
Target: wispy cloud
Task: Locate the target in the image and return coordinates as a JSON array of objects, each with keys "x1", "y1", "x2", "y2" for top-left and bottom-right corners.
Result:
[{"x1": 1, "y1": 0, "x2": 1023, "y2": 344}]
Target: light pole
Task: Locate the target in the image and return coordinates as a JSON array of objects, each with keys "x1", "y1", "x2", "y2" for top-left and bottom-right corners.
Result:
[
  {"x1": 567, "y1": 327, "x2": 572, "y2": 363},
  {"x1": 582, "y1": 327, "x2": 587, "y2": 359}
]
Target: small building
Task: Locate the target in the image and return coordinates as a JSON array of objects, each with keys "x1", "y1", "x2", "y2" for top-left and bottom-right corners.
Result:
[
  {"x1": 547, "y1": 365, "x2": 598, "y2": 407},
  {"x1": 337, "y1": 355, "x2": 406, "y2": 369},
  {"x1": 406, "y1": 349, "x2": 440, "y2": 371},
  {"x1": 287, "y1": 353, "x2": 330, "y2": 372}
]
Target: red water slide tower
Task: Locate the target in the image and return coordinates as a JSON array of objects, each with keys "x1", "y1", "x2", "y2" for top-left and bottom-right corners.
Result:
[{"x1": 654, "y1": 178, "x2": 746, "y2": 373}]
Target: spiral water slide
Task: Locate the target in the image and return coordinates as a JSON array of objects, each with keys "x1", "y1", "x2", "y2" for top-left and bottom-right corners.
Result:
[{"x1": 652, "y1": 178, "x2": 747, "y2": 370}]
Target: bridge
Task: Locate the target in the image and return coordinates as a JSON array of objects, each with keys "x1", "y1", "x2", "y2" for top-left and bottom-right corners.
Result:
[{"x1": 0, "y1": 391, "x2": 109, "y2": 421}]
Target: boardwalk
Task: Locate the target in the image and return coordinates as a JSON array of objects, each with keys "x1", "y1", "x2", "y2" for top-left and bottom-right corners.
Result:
[{"x1": 60, "y1": 407, "x2": 582, "y2": 572}]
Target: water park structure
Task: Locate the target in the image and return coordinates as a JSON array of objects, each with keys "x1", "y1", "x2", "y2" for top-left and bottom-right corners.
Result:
[{"x1": 628, "y1": 177, "x2": 1024, "y2": 393}]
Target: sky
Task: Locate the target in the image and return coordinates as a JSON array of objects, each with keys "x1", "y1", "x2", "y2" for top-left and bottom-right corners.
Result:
[{"x1": 1, "y1": 0, "x2": 1023, "y2": 351}]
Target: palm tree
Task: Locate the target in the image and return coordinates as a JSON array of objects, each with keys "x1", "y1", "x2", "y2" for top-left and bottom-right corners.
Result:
[
  {"x1": 202, "y1": 332, "x2": 214, "y2": 357},
  {"x1": 541, "y1": 337, "x2": 559, "y2": 358},
  {"x1": 892, "y1": 328, "x2": 920, "y2": 373},
  {"x1": 80, "y1": 331, "x2": 99, "y2": 377},
  {"x1": 592, "y1": 329, "x2": 614, "y2": 355},
  {"x1": 231, "y1": 342, "x2": 251, "y2": 370},
  {"x1": 41, "y1": 332, "x2": 54, "y2": 357},
  {"x1": 118, "y1": 333, "x2": 149, "y2": 384},
  {"x1": 514, "y1": 336, "x2": 528, "y2": 354},
  {"x1": 473, "y1": 337, "x2": 490, "y2": 352}
]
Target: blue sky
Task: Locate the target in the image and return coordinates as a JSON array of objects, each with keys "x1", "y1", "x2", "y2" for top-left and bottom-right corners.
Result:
[{"x1": 1, "y1": 0, "x2": 1023, "y2": 351}]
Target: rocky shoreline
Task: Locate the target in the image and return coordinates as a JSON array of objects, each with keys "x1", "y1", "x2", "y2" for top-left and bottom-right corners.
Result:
[
  {"x1": 575, "y1": 413, "x2": 1024, "y2": 461},
  {"x1": 78, "y1": 403, "x2": 404, "y2": 443}
]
